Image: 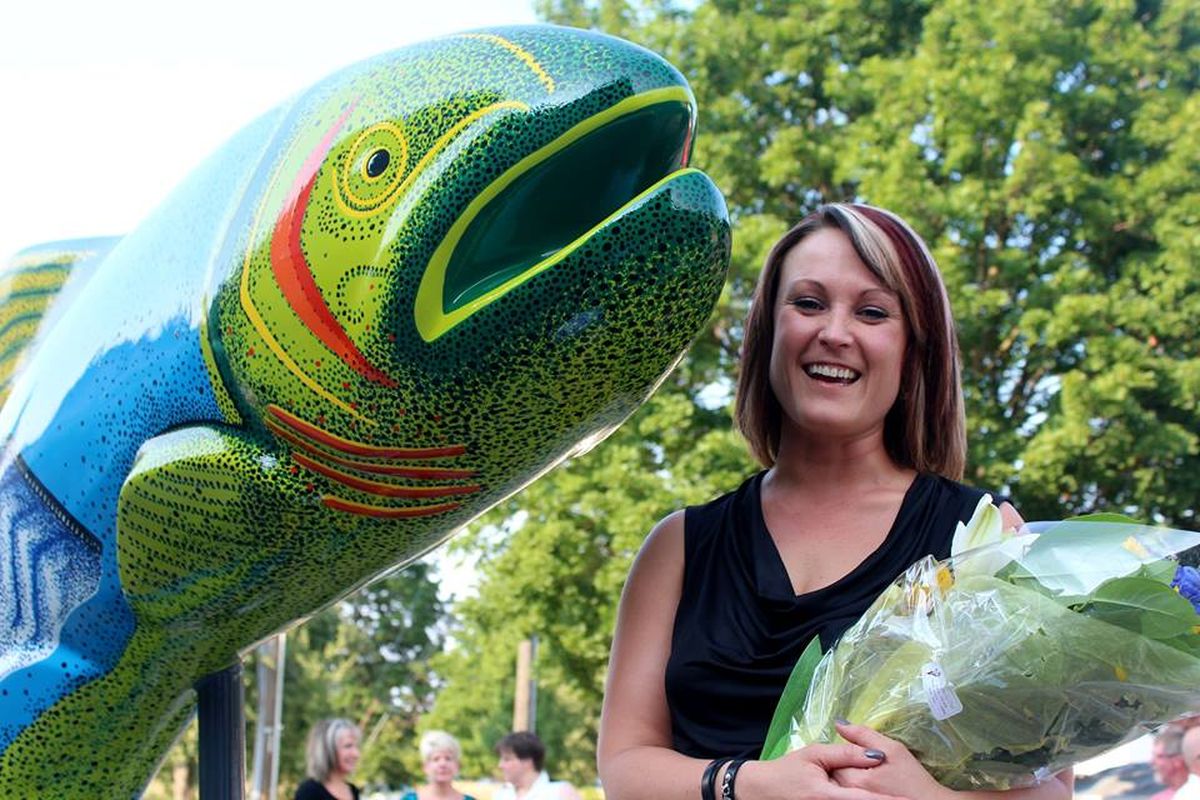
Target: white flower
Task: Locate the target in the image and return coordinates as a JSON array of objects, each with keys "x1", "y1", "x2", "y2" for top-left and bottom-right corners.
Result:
[
  {"x1": 950, "y1": 494, "x2": 1005, "y2": 557},
  {"x1": 950, "y1": 494, "x2": 1029, "y2": 578}
]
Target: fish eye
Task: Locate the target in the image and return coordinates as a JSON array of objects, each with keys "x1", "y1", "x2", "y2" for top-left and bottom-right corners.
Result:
[
  {"x1": 335, "y1": 121, "x2": 409, "y2": 213},
  {"x1": 365, "y1": 149, "x2": 390, "y2": 178}
]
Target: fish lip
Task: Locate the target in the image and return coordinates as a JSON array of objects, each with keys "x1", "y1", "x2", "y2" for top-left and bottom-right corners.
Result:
[{"x1": 414, "y1": 85, "x2": 705, "y2": 343}]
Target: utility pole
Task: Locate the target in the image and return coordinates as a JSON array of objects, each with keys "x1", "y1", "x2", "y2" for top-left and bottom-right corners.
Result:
[
  {"x1": 250, "y1": 634, "x2": 287, "y2": 800},
  {"x1": 512, "y1": 635, "x2": 538, "y2": 733}
]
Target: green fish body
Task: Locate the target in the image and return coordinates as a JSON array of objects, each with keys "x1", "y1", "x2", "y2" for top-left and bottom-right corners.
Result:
[{"x1": 0, "y1": 25, "x2": 729, "y2": 797}]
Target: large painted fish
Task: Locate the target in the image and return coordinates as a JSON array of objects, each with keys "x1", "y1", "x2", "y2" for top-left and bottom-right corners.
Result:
[{"x1": 0, "y1": 25, "x2": 729, "y2": 797}]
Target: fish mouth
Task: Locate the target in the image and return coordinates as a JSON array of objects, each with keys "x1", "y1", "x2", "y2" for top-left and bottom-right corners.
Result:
[{"x1": 414, "y1": 85, "x2": 700, "y2": 342}]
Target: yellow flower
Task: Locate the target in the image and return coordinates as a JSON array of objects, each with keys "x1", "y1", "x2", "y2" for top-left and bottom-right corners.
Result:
[
  {"x1": 1121, "y1": 536, "x2": 1151, "y2": 559},
  {"x1": 1114, "y1": 665, "x2": 1129, "y2": 682},
  {"x1": 936, "y1": 565, "x2": 955, "y2": 592}
]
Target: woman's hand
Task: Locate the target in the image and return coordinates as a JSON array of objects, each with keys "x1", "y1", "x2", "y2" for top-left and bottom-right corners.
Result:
[
  {"x1": 830, "y1": 722, "x2": 1073, "y2": 800},
  {"x1": 828, "y1": 722, "x2": 952, "y2": 800},
  {"x1": 734, "y1": 741, "x2": 911, "y2": 800}
]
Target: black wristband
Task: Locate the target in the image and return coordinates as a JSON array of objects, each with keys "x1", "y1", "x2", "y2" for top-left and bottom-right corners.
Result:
[
  {"x1": 721, "y1": 759, "x2": 746, "y2": 800},
  {"x1": 701, "y1": 757, "x2": 733, "y2": 800}
]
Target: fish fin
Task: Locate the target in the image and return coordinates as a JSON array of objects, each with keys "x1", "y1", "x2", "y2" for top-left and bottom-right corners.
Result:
[{"x1": 0, "y1": 237, "x2": 122, "y2": 402}]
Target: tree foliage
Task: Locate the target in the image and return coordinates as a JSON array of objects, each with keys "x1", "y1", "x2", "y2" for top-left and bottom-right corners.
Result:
[
  {"x1": 262, "y1": 562, "x2": 447, "y2": 792},
  {"x1": 426, "y1": 0, "x2": 1200, "y2": 782}
]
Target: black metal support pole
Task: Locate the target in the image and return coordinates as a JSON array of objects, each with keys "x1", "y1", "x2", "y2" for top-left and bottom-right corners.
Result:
[{"x1": 197, "y1": 661, "x2": 245, "y2": 800}]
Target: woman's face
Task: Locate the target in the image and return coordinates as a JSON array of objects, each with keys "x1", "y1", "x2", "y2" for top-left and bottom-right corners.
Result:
[
  {"x1": 768, "y1": 227, "x2": 907, "y2": 446},
  {"x1": 333, "y1": 729, "x2": 361, "y2": 777},
  {"x1": 1152, "y1": 741, "x2": 1188, "y2": 787},
  {"x1": 497, "y1": 748, "x2": 533, "y2": 785},
  {"x1": 424, "y1": 747, "x2": 460, "y2": 784}
]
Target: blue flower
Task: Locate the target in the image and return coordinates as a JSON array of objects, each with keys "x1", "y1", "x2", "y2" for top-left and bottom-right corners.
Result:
[{"x1": 1170, "y1": 565, "x2": 1200, "y2": 614}]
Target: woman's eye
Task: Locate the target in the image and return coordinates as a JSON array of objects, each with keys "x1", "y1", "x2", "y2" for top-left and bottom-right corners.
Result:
[
  {"x1": 859, "y1": 306, "x2": 890, "y2": 321},
  {"x1": 790, "y1": 297, "x2": 823, "y2": 311}
]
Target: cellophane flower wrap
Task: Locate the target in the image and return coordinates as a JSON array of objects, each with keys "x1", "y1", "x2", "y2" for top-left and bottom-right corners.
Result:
[{"x1": 760, "y1": 500, "x2": 1200, "y2": 790}]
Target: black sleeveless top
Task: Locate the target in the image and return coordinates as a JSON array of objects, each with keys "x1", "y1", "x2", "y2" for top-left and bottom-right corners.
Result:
[{"x1": 664, "y1": 471, "x2": 988, "y2": 758}]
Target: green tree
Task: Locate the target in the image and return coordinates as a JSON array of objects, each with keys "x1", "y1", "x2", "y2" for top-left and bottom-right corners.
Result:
[
  {"x1": 250, "y1": 561, "x2": 447, "y2": 793},
  {"x1": 422, "y1": 392, "x2": 753, "y2": 783},
  {"x1": 431, "y1": 0, "x2": 1199, "y2": 780}
]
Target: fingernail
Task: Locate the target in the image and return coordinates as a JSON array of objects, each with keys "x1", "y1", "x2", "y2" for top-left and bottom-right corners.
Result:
[
  {"x1": 864, "y1": 749, "x2": 886, "y2": 761},
  {"x1": 835, "y1": 717, "x2": 850, "y2": 725}
]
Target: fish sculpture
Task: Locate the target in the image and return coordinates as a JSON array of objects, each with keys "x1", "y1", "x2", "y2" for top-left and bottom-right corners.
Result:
[{"x1": 0, "y1": 25, "x2": 729, "y2": 797}]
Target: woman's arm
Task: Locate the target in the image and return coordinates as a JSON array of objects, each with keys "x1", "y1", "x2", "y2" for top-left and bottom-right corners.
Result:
[
  {"x1": 598, "y1": 512, "x2": 909, "y2": 800},
  {"x1": 597, "y1": 510, "x2": 712, "y2": 800}
]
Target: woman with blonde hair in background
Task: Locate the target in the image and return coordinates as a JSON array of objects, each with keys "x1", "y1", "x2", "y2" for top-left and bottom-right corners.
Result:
[
  {"x1": 295, "y1": 718, "x2": 362, "y2": 800},
  {"x1": 403, "y1": 730, "x2": 477, "y2": 800}
]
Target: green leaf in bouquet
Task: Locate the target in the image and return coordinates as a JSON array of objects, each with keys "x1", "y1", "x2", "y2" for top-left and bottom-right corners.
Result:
[
  {"x1": 1002, "y1": 564, "x2": 1074, "y2": 604},
  {"x1": 1080, "y1": 577, "x2": 1197, "y2": 639},
  {"x1": 1156, "y1": 631, "x2": 1200, "y2": 659},
  {"x1": 762, "y1": 637, "x2": 823, "y2": 760},
  {"x1": 1137, "y1": 559, "x2": 1181, "y2": 585},
  {"x1": 845, "y1": 639, "x2": 934, "y2": 731}
]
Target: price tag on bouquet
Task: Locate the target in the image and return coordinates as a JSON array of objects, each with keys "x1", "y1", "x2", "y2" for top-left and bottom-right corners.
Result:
[{"x1": 920, "y1": 662, "x2": 963, "y2": 720}]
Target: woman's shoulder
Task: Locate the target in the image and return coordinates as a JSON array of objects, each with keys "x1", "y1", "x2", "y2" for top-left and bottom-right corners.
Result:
[
  {"x1": 915, "y1": 472, "x2": 1025, "y2": 535},
  {"x1": 688, "y1": 470, "x2": 765, "y2": 512},
  {"x1": 682, "y1": 470, "x2": 765, "y2": 534},
  {"x1": 922, "y1": 472, "x2": 996, "y2": 510},
  {"x1": 641, "y1": 471, "x2": 764, "y2": 559}
]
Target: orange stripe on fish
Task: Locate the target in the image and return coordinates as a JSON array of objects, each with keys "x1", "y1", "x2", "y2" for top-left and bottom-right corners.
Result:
[
  {"x1": 265, "y1": 418, "x2": 475, "y2": 479},
  {"x1": 292, "y1": 452, "x2": 479, "y2": 499},
  {"x1": 266, "y1": 405, "x2": 466, "y2": 459},
  {"x1": 270, "y1": 101, "x2": 397, "y2": 388},
  {"x1": 322, "y1": 496, "x2": 461, "y2": 518}
]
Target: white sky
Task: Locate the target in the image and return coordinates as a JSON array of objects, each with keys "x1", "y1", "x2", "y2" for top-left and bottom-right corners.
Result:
[
  {"x1": 0, "y1": 0, "x2": 538, "y2": 265},
  {"x1": 0, "y1": 0, "x2": 540, "y2": 600}
]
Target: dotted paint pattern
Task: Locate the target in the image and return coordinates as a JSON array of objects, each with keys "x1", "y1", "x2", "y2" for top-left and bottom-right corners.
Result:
[{"x1": 0, "y1": 25, "x2": 730, "y2": 797}]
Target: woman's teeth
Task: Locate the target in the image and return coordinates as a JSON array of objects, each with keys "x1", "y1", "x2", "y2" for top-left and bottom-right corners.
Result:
[{"x1": 804, "y1": 364, "x2": 860, "y2": 383}]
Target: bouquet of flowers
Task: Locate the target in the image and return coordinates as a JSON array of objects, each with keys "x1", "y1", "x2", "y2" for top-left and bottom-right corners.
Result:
[{"x1": 761, "y1": 499, "x2": 1200, "y2": 790}]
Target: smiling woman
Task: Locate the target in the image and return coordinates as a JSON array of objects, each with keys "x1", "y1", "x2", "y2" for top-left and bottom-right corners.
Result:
[
  {"x1": 296, "y1": 719, "x2": 362, "y2": 800},
  {"x1": 596, "y1": 203, "x2": 1073, "y2": 800},
  {"x1": 401, "y1": 731, "x2": 476, "y2": 800}
]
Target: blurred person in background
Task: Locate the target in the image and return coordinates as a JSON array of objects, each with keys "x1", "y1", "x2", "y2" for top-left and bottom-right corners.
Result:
[
  {"x1": 1173, "y1": 725, "x2": 1200, "y2": 799},
  {"x1": 1152, "y1": 723, "x2": 1189, "y2": 800},
  {"x1": 403, "y1": 730, "x2": 476, "y2": 800},
  {"x1": 295, "y1": 718, "x2": 362, "y2": 800},
  {"x1": 494, "y1": 731, "x2": 583, "y2": 800}
]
